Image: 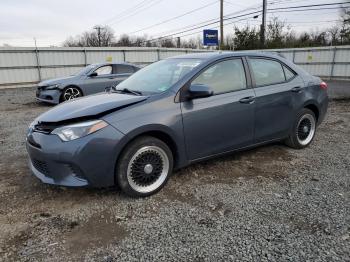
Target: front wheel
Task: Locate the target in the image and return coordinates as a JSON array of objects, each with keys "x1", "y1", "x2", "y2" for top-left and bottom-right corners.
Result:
[
  {"x1": 60, "y1": 86, "x2": 82, "y2": 102},
  {"x1": 285, "y1": 108, "x2": 317, "y2": 149},
  {"x1": 116, "y1": 136, "x2": 173, "y2": 197}
]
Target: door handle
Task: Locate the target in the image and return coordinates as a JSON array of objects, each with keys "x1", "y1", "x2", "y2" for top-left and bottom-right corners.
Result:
[
  {"x1": 239, "y1": 96, "x2": 255, "y2": 104},
  {"x1": 291, "y1": 86, "x2": 303, "y2": 93}
]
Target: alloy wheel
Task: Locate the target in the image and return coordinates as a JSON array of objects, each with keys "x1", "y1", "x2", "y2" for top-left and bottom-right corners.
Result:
[
  {"x1": 63, "y1": 87, "x2": 81, "y2": 101},
  {"x1": 296, "y1": 113, "x2": 316, "y2": 146},
  {"x1": 127, "y1": 146, "x2": 169, "y2": 194}
]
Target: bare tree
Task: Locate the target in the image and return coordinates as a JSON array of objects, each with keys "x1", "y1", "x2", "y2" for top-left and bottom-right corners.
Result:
[
  {"x1": 266, "y1": 17, "x2": 287, "y2": 48},
  {"x1": 63, "y1": 26, "x2": 115, "y2": 47},
  {"x1": 159, "y1": 38, "x2": 176, "y2": 48},
  {"x1": 328, "y1": 26, "x2": 340, "y2": 45},
  {"x1": 115, "y1": 34, "x2": 132, "y2": 47}
]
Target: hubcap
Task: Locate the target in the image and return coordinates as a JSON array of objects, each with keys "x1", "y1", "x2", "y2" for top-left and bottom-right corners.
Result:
[
  {"x1": 63, "y1": 87, "x2": 81, "y2": 101},
  {"x1": 144, "y1": 164, "x2": 153, "y2": 174},
  {"x1": 127, "y1": 146, "x2": 169, "y2": 193},
  {"x1": 296, "y1": 114, "x2": 316, "y2": 146}
]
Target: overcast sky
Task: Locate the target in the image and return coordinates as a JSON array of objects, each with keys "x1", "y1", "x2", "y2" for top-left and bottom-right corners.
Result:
[{"x1": 0, "y1": 0, "x2": 345, "y2": 47}]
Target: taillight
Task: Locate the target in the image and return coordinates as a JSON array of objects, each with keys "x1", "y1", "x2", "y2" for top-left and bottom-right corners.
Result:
[{"x1": 320, "y1": 81, "x2": 328, "y2": 90}]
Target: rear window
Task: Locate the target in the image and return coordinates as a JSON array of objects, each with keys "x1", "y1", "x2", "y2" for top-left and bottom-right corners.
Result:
[
  {"x1": 116, "y1": 65, "x2": 135, "y2": 74},
  {"x1": 283, "y1": 65, "x2": 296, "y2": 81},
  {"x1": 250, "y1": 58, "x2": 286, "y2": 86}
]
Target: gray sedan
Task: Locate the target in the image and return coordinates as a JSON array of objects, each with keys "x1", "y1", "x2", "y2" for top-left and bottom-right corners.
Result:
[
  {"x1": 36, "y1": 62, "x2": 140, "y2": 104},
  {"x1": 26, "y1": 52, "x2": 328, "y2": 197}
]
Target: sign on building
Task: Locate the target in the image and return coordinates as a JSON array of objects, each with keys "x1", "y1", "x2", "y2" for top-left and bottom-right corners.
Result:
[{"x1": 203, "y1": 29, "x2": 218, "y2": 46}]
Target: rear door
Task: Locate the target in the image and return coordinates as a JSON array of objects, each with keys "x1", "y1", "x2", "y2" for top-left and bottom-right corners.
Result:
[
  {"x1": 81, "y1": 64, "x2": 116, "y2": 95},
  {"x1": 247, "y1": 57, "x2": 304, "y2": 142},
  {"x1": 181, "y1": 58, "x2": 256, "y2": 160}
]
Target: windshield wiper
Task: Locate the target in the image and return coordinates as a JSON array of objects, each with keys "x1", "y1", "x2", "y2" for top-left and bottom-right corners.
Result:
[{"x1": 113, "y1": 88, "x2": 142, "y2": 96}]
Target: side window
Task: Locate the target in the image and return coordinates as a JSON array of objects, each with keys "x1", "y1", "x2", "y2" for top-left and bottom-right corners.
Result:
[
  {"x1": 94, "y1": 65, "x2": 112, "y2": 76},
  {"x1": 117, "y1": 65, "x2": 135, "y2": 74},
  {"x1": 250, "y1": 58, "x2": 285, "y2": 86},
  {"x1": 192, "y1": 59, "x2": 247, "y2": 94},
  {"x1": 283, "y1": 65, "x2": 296, "y2": 81}
]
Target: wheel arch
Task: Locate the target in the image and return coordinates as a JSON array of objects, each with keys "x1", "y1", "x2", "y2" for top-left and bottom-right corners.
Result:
[
  {"x1": 303, "y1": 102, "x2": 320, "y2": 122},
  {"x1": 113, "y1": 125, "x2": 186, "y2": 185}
]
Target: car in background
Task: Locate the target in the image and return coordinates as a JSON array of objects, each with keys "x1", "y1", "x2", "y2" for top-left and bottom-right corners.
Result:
[
  {"x1": 36, "y1": 63, "x2": 140, "y2": 104},
  {"x1": 26, "y1": 52, "x2": 328, "y2": 197}
]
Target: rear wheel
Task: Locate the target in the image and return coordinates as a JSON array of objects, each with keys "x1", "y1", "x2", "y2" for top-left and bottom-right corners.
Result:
[
  {"x1": 60, "y1": 86, "x2": 82, "y2": 102},
  {"x1": 116, "y1": 136, "x2": 173, "y2": 197},
  {"x1": 285, "y1": 108, "x2": 316, "y2": 149}
]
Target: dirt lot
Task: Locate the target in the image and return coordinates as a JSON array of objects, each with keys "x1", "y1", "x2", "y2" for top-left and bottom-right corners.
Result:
[{"x1": 0, "y1": 86, "x2": 349, "y2": 261}]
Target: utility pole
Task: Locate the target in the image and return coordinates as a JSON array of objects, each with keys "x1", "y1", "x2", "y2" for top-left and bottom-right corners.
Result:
[
  {"x1": 177, "y1": 37, "x2": 181, "y2": 48},
  {"x1": 220, "y1": 0, "x2": 224, "y2": 50},
  {"x1": 94, "y1": 26, "x2": 102, "y2": 47},
  {"x1": 33, "y1": 37, "x2": 42, "y2": 81},
  {"x1": 260, "y1": 0, "x2": 267, "y2": 48}
]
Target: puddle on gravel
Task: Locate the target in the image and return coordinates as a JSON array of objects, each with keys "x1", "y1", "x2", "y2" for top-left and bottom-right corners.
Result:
[{"x1": 64, "y1": 210, "x2": 128, "y2": 257}]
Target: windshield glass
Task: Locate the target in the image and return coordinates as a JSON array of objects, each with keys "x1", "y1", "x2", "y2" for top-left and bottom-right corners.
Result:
[
  {"x1": 116, "y1": 59, "x2": 203, "y2": 94},
  {"x1": 74, "y1": 64, "x2": 97, "y2": 76}
]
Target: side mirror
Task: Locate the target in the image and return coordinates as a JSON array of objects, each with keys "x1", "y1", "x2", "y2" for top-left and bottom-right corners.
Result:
[
  {"x1": 88, "y1": 72, "x2": 98, "y2": 77},
  {"x1": 187, "y1": 84, "x2": 213, "y2": 100}
]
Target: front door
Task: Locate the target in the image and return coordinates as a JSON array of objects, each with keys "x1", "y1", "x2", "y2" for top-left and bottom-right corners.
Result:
[
  {"x1": 181, "y1": 58, "x2": 255, "y2": 160},
  {"x1": 82, "y1": 64, "x2": 116, "y2": 95}
]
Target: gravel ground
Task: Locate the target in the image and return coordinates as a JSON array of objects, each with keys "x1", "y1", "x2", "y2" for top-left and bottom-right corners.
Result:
[{"x1": 0, "y1": 86, "x2": 349, "y2": 262}]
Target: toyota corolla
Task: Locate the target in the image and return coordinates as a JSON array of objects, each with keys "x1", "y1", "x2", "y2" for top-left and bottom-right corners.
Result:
[{"x1": 26, "y1": 52, "x2": 328, "y2": 197}]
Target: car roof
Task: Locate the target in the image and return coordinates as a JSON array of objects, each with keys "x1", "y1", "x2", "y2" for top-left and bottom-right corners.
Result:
[
  {"x1": 90, "y1": 62, "x2": 140, "y2": 67},
  {"x1": 169, "y1": 51, "x2": 284, "y2": 61}
]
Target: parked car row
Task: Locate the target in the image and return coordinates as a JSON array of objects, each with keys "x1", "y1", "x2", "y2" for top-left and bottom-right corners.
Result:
[
  {"x1": 36, "y1": 62, "x2": 140, "y2": 104},
  {"x1": 27, "y1": 52, "x2": 328, "y2": 197}
]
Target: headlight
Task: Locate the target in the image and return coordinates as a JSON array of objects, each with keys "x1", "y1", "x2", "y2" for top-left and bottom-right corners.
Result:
[
  {"x1": 27, "y1": 120, "x2": 36, "y2": 134},
  {"x1": 28, "y1": 120, "x2": 36, "y2": 130},
  {"x1": 45, "y1": 84, "x2": 60, "y2": 90},
  {"x1": 51, "y1": 120, "x2": 108, "y2": 142}
]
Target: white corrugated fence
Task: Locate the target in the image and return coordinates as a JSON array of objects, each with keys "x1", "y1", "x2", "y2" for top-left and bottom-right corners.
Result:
[
  {"x1": 0, "y1": 45, "x2": 348, "y2": 88},
  {"x1": 0, "y1": 47, "x2": 210, "y2": 88}
]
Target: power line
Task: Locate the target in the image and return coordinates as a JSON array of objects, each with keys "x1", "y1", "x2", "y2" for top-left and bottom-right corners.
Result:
[
  {"x1": 143, "y1": 10, "x2": 262, "y2": 43},
  {"x1": 129, "y1": 1, "x2": 218, "y2": 34},
  {"x1": 107, "y1": 0, "x2": 165, "y2": 26},
  {"x1": 143, "y1": 2, "x2": 349, "y2": 43},
  {"x1": 103, "y1": 0, "x2": 151, "y2": 24},
  {"x1": 150, "y1": 2, "x2": 263, "y2": 38},
  {"x1": 138, "y1": 1, "x2": 346, "y2": 41}
]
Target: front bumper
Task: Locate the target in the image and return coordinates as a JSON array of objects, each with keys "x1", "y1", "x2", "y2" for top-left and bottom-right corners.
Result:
[
  {"x1": 36, "y1": 88, "x2": 61, "y2": 104},
  {"x1": 26, "y1": 125, "x2": 125, "y2": 187}
]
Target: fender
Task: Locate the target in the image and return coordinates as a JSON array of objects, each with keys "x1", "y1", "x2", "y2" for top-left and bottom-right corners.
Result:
[{"x1": 114, "y1": 124, "x2": 189, "y2": 170}]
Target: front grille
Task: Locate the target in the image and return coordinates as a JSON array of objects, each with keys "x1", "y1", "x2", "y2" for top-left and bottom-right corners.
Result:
[{"x1": 32, "y1": 159, "x2": 50, "y2": 176}]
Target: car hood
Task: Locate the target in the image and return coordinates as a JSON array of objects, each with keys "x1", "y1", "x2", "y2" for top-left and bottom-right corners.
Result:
[
  {"x1": 38, "y1": 76, "x2": 78, "y2": 86},
  {"x1": 36, "y1": 92, "x2": 148, "y2": 123}
]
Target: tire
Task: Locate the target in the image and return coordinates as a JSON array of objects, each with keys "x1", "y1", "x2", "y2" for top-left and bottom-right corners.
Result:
[
  {"x1": 60, "y1": 86, "x2": 82, "y2": 103},
  {"x1": 285, "y1": 108, "x2": 317, "y2": 149},
  {"x1": 116, "y1": 136, "x2": 173, "y2": 197}
]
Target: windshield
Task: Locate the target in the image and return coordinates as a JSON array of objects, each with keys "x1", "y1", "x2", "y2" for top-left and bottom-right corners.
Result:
[
  {"x1": 73, "y1": 64, "x2": 97, "y2": 76},
  {"x1": 116, "y1": 58, "x2": 203, "y2": 94}
]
